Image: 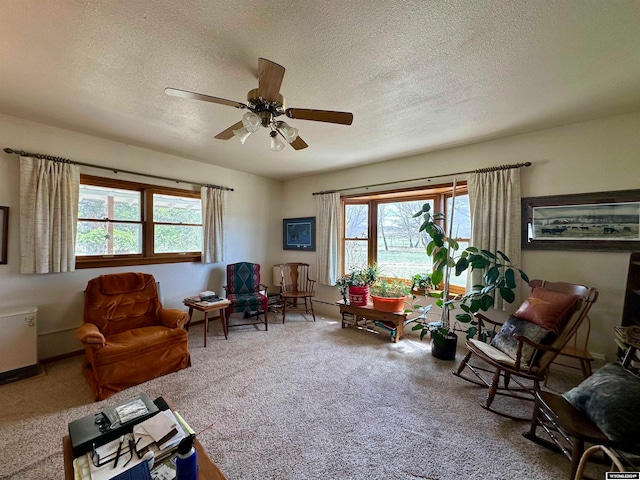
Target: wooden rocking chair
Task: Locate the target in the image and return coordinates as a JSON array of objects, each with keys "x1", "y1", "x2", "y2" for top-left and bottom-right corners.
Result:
[{"x1": 453, "y1": 279, "x2": 599, "y2": 420}]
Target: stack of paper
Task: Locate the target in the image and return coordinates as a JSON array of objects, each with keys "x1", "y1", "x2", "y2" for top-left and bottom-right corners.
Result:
[{"x1": 133, "y1": 410, "x2": 186, "y2": 462}]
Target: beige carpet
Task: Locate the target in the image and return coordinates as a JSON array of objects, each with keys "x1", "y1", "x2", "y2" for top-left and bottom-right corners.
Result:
[{"x1": 0, "y1": 313, "x2": 599, "y2": 479}]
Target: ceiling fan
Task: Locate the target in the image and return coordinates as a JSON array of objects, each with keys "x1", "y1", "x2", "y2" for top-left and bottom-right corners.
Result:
[{"x1": 165, "y1": 58, "x2": 353, "y2": 152}]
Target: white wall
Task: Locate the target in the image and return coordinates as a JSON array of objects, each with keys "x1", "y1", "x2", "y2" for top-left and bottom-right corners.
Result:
[
  {"x1": 280, "y1": 112, "x2": 640, "y2": 361},
  {"x1": 0, "y1": 114, "x2": 283, "y2": 359}
]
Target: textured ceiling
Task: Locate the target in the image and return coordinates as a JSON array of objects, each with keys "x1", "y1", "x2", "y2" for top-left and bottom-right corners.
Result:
[{"x1": 2, "y1": 1, "x2": 640, "y2": 180}]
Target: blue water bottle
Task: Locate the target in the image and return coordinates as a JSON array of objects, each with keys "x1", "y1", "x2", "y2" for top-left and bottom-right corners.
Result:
[{"x1": 176, "y1": 434, "x2": 198, "y2": 480}]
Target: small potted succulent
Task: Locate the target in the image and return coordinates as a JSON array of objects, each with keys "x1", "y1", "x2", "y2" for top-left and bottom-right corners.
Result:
[
  {"x1": 370, "y1": 279, "x2": 411, "y2": 313},
  {"x1": 335, "y1": 265, "x2": 379, "y2": 306}
]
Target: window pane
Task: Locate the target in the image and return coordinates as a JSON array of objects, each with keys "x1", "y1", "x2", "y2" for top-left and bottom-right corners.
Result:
[
  {"x1": 153, "y1": 194, "x2": 202, "y2": 224},
  {"x1": 376, "y1": 200, "x2": 433, "y2": 279},
  {"x1": 344, "y1": 240, "x2": 368, "y2": 271},
  {"x1": 345, "y1": 204, "x2": 368, "y2": 238},
  {"x1": 76, "y1": 221, "x2": 142, "y2": 255},
  {"x1": 449, "y1": 240, "x2": 469, "y2": 288},
  {"x1": 446, "y1": 194, "x2": 470, "y2": 238},
  {"x1": 154, "y1": 225, "x2": 202, "y2": 253},
  {"x1": 78, "y1": 185, "x2": 140, "y2": 221}
]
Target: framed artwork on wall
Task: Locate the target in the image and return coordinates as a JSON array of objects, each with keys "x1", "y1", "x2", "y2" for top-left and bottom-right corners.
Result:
[
  {"x1": 522, "y1": 189, "x2": 640, "y2": 251},
  {"x1": 0, "y1": 206, "x2": 8, "y2": 264},
  {"x1": 283, "y1": 217, "x2": 315, "y2": 251}
]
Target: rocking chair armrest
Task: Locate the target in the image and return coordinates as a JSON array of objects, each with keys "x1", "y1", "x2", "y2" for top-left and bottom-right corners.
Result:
[
  {"x1": 475, "y1": 309, "x2": 510, "y2": 328},
  {"x1": 512, "y1": 334, "x2": 562, "y2": 372},
  {"x1": 514, "y1": 334, "x2": 561, "y2": 353}
]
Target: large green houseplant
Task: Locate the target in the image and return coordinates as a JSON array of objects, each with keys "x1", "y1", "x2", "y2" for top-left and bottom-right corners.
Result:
[{"x1": 411, "y1": 202, "x2": 529, "y2": 359}]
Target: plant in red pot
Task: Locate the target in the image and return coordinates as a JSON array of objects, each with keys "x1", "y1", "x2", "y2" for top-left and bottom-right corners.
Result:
[
  {"x1": 335, "y1": 265, "x2": 378, "y2": 306},
  {"x1": 370, "y1": 279, "x2": 411, "y2": 313}
]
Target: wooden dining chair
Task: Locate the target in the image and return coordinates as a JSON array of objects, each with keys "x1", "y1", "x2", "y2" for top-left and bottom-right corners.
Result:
[{"x1": 275, "y1": 263, "x2": 316, "y2": 323}]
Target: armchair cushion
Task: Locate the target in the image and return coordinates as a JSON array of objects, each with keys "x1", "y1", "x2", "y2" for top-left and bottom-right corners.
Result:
[
  {"x1": 563, "y1": 362, "x2": 640, "y2": 445},
  {"x1": 99, "y1": 272, "x2": 147, "y2": 294},
  {"x1": 490, "y1": 316, "x2": 554, "y2": 366},
  {"x1": 514, "y1": 287, "x2": 578, "y2": 334}
]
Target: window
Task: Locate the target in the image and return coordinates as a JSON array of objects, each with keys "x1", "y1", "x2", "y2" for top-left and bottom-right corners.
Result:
[
  {"x1": 342, "y1": 183, "x2": 470, "y2": 293},
  {"x1": 76, "y1": 175, "x2": 202, "y2": 268}
]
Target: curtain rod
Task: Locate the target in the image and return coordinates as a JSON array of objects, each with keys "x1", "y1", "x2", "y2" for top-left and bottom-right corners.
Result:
[
  {"x1": 312, "y1": 162, "x2": 532, "y2": 195},
  {"x1": 3, "y1": 148, "x2": 234, "y2": 191}
]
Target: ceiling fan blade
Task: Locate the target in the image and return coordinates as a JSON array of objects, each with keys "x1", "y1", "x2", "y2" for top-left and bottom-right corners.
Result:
[
  {"x1": 285, "y1": 108, "x2": 353, "y2": 125},
  {"x1": 289, "y1": 136, "x2": 308, "y2": 150},
  {"x1": 258, "y1": 58, "x2": 285, "y2": 103},
  {"x1": 214, "y1": 121, "x2": 244, "y2": 140},
  {"x1": 165, "y1": 87, "x2": 246, "y2": 109}
]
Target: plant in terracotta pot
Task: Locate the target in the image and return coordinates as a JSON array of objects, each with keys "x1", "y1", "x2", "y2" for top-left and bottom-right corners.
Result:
[
  {"x1": 410, "y1": 201, "x2": 529, "y2": 360},
  {"x1": 335, "y1": 265, "x2": 379, "y2": 306},
  {"x1": 370, "y1": 279, "x2": 411, "y2": 313}
]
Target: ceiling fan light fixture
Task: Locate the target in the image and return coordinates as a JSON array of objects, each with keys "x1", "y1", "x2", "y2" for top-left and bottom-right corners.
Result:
[
  {"x1": 276, "y1": 121, "x2": 298, "y2": 143},
  {"x1": 242, "y1": 112, "x2": 261, "y2": 133},
  {"x1": 269, "y1": 130, "x2": 286, "y2": 152},
  {"x1": 232, "y1": 126, "x2": 253, "y2": 144}
]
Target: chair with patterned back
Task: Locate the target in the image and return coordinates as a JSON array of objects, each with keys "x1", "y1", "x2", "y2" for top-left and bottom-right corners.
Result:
[{"x1": 224, "y1": 262, "x2": 268, "y2": 332}]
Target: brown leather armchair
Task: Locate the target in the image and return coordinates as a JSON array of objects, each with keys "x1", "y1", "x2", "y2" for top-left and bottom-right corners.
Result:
[{"x1": 76, "y1": 272, "x2": 191, "y2": 400}]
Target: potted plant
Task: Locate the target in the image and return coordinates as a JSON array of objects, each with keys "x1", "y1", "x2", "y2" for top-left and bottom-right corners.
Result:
[
  {"x1": 335, "y1": 265, "x2": 379, "y2": 306},
  {"x1": 370, "y1": 279, "x2": 411, "y2": 313},
  {"x1": 411, "y1": 273, "x2": 435, "y2": 295},
  {"x1": 411, "y1": 201, "x2": 529, "y2": 360}
]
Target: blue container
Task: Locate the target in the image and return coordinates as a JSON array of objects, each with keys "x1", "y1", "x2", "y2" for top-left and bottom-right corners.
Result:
[{"x1": 176, "y1": 434, "x2": 198, "y2": 480}]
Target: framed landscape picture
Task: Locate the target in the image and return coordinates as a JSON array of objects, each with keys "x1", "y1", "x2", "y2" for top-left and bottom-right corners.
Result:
[
  {"x1": 522, "y1": 189, "x2": 640, "y2": 251},
  {"x1": 283, "y1": 217, "x2": 315, "y2": 251}
]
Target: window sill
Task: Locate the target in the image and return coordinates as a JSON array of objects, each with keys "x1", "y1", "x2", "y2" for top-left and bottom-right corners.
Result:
[{"x1": 75, "y1": 254, "x2": 201, "y2": 269}]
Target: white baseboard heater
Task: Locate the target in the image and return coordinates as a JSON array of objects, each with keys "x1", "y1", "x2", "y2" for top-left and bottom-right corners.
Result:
[{"x1": 0, "y1": 306, "x2": 39, "y2": 385}]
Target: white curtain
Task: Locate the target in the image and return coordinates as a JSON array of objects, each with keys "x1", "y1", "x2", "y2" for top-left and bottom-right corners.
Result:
[
  {"x1": 20, "y1": 156, "x2": 80, "y2": 274},
  {"x1": 315, "y1": 192, "x2": 340, "y2": 285},
  {"x1": 201, "y1": 186, "x2": 225, "y2": 263},
  {"x1": 468, "y1": 168, "x2": 522, "y2": 309}
]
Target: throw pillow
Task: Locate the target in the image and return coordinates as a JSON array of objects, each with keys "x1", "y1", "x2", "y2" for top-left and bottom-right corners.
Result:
[
  {"x1": 490, "y1": 316, "x2": 555, "y2": 367},
  {"x1": 562, "y1": 362, "x2": 640, "y2": 445},
  {"x1": 513, "y1": 287, "x2": 579, "y2": 334}
]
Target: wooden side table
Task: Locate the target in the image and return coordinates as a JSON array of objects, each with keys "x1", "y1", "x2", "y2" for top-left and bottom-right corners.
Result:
[
  {"x1": 184, "y1": 299, "x2": 231, "y2": 347},
  {"x1": 337, "y1": 300, "x2": 409, "y2": 343}
]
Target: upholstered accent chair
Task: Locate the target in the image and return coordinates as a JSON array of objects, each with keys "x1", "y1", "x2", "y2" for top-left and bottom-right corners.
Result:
[
  {"x1": 224, "y1": 262, "x2": 269, "y2": 332},
  {"x1": 453, "y1": 279, "x2": 598, "y2": 419},
  {"x1": 76, "y1": 272, "x2": 191, "y2": 400}
]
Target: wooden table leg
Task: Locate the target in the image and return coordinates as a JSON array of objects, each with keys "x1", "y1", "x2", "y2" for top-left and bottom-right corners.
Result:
[
  {"x1": 204, "y1": 311, "x2": 209, "y2": 347},
  {"x1": 186, "y1": 306, "x2": 194, "y2": 331},
  {"x1": 222, "y1": 309, "x2": 228, "y2": 339}
]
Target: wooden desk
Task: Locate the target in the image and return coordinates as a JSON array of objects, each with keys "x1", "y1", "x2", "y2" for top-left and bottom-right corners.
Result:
[
  {"x1": 184, "y1": 299, "x2": 231, "y2": 347},
  {"x1": 338, "y1": 300, "x2": 409, "y2": 343},
  {"x1": 63, "y1": 405, "x2": 227, "y2": 480}
]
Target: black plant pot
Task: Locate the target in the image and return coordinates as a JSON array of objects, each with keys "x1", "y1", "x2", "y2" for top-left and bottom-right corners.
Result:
[{"x1": 431, "y1": 332, "x2": 458, "y2": 360}]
